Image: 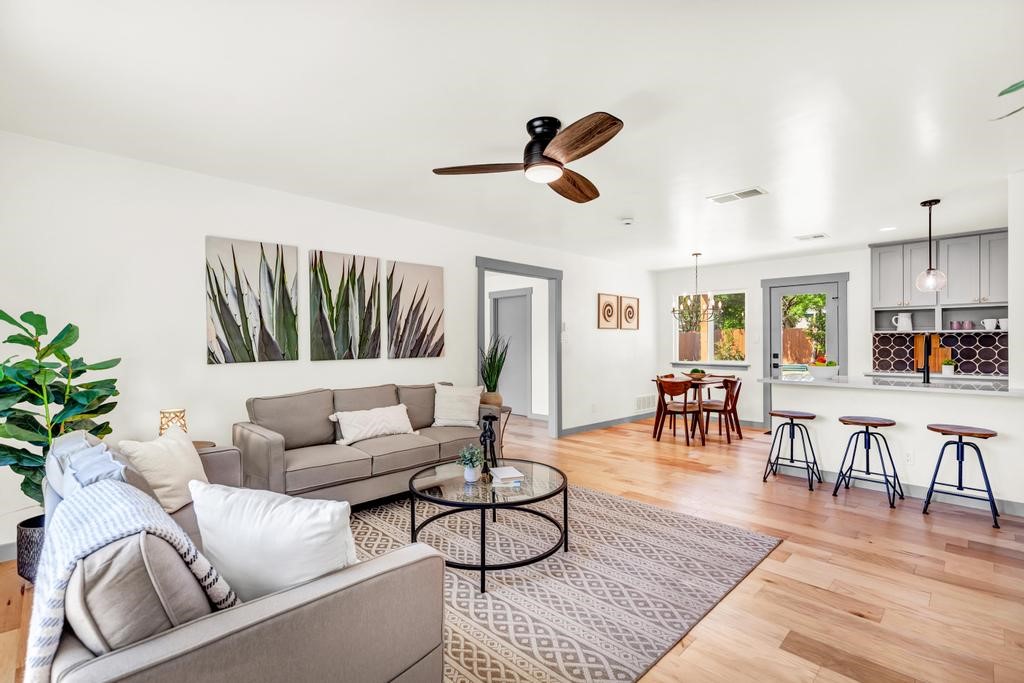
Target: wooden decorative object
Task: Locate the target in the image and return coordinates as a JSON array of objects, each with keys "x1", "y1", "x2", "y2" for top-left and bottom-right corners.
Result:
[
  {"x1": 619, "y1": 296, "x2": 639, "y2": 330},
  {"x1": 159, "y1": 409, "x2": 187, "y2": 435},
  {"x1": 598, "y1": 293, "x2": 619, "y2": 329}
]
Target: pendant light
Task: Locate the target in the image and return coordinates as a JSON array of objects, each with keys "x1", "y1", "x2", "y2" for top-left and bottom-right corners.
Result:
[
  {"x1": 915, "y1": 198, "x2": 947, "y2": 292},
  {"x1": 671, "y1": 252, "x2": 722, "y2": 332}
]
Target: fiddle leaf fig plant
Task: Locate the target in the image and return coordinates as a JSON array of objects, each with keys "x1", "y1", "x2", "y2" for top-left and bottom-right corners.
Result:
[{"x1": 0, "y1": 310, "x2": 120, "y2": 504}]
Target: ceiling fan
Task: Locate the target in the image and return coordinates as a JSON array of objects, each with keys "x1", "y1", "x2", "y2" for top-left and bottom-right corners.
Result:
[{"x1": 432, "y1": 112, "x2": 623, "y2": 203}]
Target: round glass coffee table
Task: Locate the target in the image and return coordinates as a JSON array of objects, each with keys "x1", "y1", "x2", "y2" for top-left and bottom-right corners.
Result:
[{"x1": 409, "y1": 458, "x2": 568, "y2": 593}]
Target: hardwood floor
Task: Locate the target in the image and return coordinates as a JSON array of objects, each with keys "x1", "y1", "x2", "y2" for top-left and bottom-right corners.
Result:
[{"x1": 2, "y1": 415, "x2": 1022, "y2": 682}]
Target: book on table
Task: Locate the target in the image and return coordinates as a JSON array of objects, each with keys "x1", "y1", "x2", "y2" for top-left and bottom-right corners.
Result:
[{"x1": 489, "y1": 466, "x2": 524, "y2": 483}]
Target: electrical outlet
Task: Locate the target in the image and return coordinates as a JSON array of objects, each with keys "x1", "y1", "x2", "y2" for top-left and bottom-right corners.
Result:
[{"x1": 905, "y1": 451, "x2": 915, "y2": 466}]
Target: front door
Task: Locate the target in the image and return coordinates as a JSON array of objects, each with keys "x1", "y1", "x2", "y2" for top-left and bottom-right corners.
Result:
[{"x1": 490, "y1": 289, "x2": 532, "y2": 416}]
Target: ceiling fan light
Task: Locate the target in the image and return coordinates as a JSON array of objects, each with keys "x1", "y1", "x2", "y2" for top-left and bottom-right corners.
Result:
[
  {"x1": 915, "y1": 268, "x2": 947, "y2": 293},
  {"x1": 524, "y1": 163, "x2": 563, "y2": 184}
]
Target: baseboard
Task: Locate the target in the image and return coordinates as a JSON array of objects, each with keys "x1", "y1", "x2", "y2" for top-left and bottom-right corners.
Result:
[
  {"x1": 772, "y1": 462, "x2": 1024, "y2": 517},
  {"x1": 559, "y1": 412, "x2": 656, "y2": 436},
  {"x1": 0, "y1": 541, "x2": 14, "y2": 562}
]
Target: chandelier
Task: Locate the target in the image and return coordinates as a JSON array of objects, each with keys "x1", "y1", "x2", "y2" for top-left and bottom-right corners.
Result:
[{"x1": 671, "y1": 252, "x2": 721, "y2": 332}]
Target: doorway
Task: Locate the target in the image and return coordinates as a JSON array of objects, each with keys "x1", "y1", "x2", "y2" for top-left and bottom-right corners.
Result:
[
  {"x1": 761, "y1": 273, "x2": 849, "y2": 422},
  {"x1": 488, "y1": 288, "x2": 533, "y2": 417}
]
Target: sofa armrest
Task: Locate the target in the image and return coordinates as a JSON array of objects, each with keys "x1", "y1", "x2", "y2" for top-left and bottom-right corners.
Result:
[
  {"x1": 197, "y1": 446, "x2": 242, "y2": 487},
  {"x1": 232, "y1": 422, "x2": 286, "y2": 492},
  {"x1": 54, "y1": 543, "x2": 445, "y2": 683}
]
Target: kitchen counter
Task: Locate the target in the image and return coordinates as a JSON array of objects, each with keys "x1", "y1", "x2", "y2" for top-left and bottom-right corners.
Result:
[{"x1": 759, "y1": 375, "x2": 1021, "y2": 397}]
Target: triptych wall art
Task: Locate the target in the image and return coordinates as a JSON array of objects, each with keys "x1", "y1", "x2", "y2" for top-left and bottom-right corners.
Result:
[{"x1": 205, "y1": 237, "x2": 445, "y2": 363}]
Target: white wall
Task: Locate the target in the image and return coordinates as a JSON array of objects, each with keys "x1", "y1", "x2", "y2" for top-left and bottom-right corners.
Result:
[
  {"x1": 483, "y1": 272, "x2": 549, "y2": 417},
  {"x1": 655, "y1": 248, "x2": 872, "y2": 422},
  {"x1": 0, "y1": 131, "x2": 658, "y2": 544}
]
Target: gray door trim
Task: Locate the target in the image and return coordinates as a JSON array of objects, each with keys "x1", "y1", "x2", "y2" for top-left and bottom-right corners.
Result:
[
  {"x1": 489, "y1": 287, "x2": 533, "y2": 417},
  {"x1": 760, "y1": 272, "x2": 849, "y2": 424},
  {"x1": 476, "y1": 257, "x2": 563, "y2": 438}
]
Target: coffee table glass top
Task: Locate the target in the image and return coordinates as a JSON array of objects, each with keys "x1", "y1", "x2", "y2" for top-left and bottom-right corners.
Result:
[{"x1": 410, "y1": 458, "x2": 565, "y2": 507}]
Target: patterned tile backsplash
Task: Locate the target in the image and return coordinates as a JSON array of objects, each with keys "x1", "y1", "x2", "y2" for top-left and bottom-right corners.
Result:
[{"x1": 872, "y1": 332, "x2": 1009, "y2": 376}]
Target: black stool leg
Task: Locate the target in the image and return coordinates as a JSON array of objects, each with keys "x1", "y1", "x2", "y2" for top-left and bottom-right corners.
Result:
[
  {"x1": 832, "y1": 431, "x2": 858, "y2": 496},
  {"x1": 874, "y1": 431, "x2": 904, "y2": 499},
  {"x1": 922, "y1": 440, "x2": 955, "y2": 515},
  {"x1": 763, "y1": 422, "x2": 786, "y2": 481},
  {"x1": 965, "y1": 441, "x2": 1000, "y2": 529},
  {"x1": 796, "y1": 423, "x2": 823, "y2": 483},
  {"x1": 871, "y1": 432, "x2": 896, "y2": 508}
]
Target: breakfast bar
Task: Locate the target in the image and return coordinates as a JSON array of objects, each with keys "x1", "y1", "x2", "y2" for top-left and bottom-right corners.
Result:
[{"x1": 759, "y1": 376, "x2": 1024, "y2": 512}]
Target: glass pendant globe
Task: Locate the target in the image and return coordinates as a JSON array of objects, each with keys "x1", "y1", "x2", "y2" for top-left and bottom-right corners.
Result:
[
  {"x1": 915, "y1": 268, "x2": 947, "y2": 293},
  {"x1": 524, "y1": 163, "x2": 563, "y2": 184}
]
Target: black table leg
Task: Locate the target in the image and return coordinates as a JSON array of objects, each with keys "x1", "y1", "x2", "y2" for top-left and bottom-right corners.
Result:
[
  {"x1": 563, "y1": 487, "x2": 569, "y2": 552},
  {"x1": 410, "y1": 494, "x2": 417, "y2": 543},
  {"x1": 479, "y1": 507, "x2": 487, "y2": 593}
]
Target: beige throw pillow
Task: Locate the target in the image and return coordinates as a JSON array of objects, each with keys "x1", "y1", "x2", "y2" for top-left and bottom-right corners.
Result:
[
  {"x1": 328, "y1": 403, "x2": 415, "y2": 445},
  {"x1": 118, "y1": 427, "x2": 208, "y2": 513},
  {"x1": 432, "y1": 384, "x2": 483, "y2": 428}
]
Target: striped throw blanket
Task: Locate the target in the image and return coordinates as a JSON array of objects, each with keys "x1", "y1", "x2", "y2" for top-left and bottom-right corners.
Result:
[{"x1": 24, "y1": 479, "x2": 238, "y2": 682}]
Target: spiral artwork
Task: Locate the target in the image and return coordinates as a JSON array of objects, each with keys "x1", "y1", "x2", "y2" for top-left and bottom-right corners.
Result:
[
  {"x1": 620, "y1": 296, "x2": 639, "y2": 330},
  {"x1": 597, "y1": 293, "x2": 619, "y2": 329}
]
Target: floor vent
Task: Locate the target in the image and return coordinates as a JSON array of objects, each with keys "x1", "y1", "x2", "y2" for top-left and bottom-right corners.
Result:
[
  {"x1": 635, "y1": 394, "x2": 657, "y2": 412},
  {"x1": 706, "y1": 186, "x2": 768, "y2": 204}
]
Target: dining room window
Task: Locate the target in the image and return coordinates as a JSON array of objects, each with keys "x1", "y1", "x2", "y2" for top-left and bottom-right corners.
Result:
[{"x1": 675, "y1": 291, "x2": 746, "y2": 363}]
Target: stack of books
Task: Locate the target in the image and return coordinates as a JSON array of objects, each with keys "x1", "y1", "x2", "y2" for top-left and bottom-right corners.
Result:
[{"x1": 489, "y1": 466, "x2": 524, "y2": 487}]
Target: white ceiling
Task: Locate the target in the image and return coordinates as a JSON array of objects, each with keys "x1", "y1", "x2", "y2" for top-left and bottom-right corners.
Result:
[{"x1": 2, "y1": 1, "x2": 1023, "y2": 269}]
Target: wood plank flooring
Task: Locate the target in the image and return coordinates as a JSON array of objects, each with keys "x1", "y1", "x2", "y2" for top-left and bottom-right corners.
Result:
[{"x1": 2, "y1": 415, "x2": 1022, "y2": 682}]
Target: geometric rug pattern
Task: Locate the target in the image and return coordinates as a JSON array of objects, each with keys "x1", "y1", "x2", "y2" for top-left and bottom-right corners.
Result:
[{"x1": 351, "y1": 486, "x2": 779, "y2": 682}]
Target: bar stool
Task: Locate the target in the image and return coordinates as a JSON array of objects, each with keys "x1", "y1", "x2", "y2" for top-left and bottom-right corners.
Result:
[
  {"x1": 922, "y1": 424, "x2": 1000, "y2": 529},
  {"x1": 833, "y1": 416, "x2": 904, "y2": 508},
  {"x1": 763, "y1": 410, "x2": 821, "y2": 491}
]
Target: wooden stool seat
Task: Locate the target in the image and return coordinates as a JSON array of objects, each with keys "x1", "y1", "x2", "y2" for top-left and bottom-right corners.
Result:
[
  {"x1": 927, "y1": 423, "x2": 997, "y2": 439},
  {"x1": 769, "y1": 410, "x2": 816, "y2": 420},
  {"x1": 839, "y1": 415, "x2": 895, "y2": 427}
]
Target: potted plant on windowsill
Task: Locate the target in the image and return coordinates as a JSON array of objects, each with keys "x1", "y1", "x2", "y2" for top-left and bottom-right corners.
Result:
[
  {"x1": 0, "y1": 309, "x2": 121, "y2": 582},
  {"x1": 808, "y1": 356, "x2": 839, "y2": 380},
  {"x1": 941, "y1": 359, "x2": 956, "y2": 376},
  {"x1": 479, "y1": 336, "x2": 509, "y2": 407},
  {"x1": 457, "y1": 444, "x2": 485, "y2": 483}
]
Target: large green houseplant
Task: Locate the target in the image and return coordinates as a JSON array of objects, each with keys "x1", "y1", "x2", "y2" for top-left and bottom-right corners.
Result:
[
  {"x1": 479, "y1": 336, "x2": 509, "y2": 407},
  {"x1": 0, "y1": 309, "x2": 120, "y2": 504}
]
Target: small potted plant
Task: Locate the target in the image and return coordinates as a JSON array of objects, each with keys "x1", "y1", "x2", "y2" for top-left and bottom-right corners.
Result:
[
  {"x1": 687, "y1": 367, "x2": 707, "y2": 380},
  {"x1": 457, "y1": 444, "x2": 485, "y2": 483},
  {"x1": 479, "y1": 336, "x2": 509, "y2": 406},
  {"x1": 808, "y1": 355, "x2": 839, "y2": 380},
  {"x1": 941, "y1": 358, "x2": 956, "y2": 376}
]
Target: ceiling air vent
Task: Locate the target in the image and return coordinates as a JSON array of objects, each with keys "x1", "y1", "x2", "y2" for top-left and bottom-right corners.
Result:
[
  {"x1": 794, "y1": 232, "x2": 830, "y2": 241},
  {"x1": 706, "y1": 186, "x2": 768, "y2": 204}
]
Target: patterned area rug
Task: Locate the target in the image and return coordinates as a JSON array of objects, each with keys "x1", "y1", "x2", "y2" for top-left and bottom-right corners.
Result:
[{"x1": 351, "y1": 486, "x2": 778, "y2": 682}]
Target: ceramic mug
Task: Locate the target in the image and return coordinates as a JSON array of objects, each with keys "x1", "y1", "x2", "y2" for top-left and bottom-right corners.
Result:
[
  {"x1": 981, "y1": 318, "x2": 998, "y2": 330},
  {"x1": 962, "y1": 320, "x2": 975, "y2": 330},
  {"x1": 950, "y1": 321, "x2": 963, "y2": 330},
  {"x1": 999, "y1": 318, "x2": 1009, "y2": 330}
]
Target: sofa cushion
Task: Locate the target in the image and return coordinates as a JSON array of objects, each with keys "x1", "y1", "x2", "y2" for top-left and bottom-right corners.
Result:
[
  {"x1": 397, "y1": 384, "x2": 436, "y2": 430},
  {"x1": 333, "y1": 384, "x2": 399, "y2": 413},
  {"x1": 117, "y1": 427, "x2": 208, "y2": 513},
  {"x1": 285, "y1": 444, "x2": 371, "y2": 494},
  {"x1": 352, "y1": 434, "x2": 440, "y2": 475},
  {"x1": 65, "y1": 532, "x2": 211, "y2": 655},
  {"x1": 417, "y1": 426, "x2": 482, "y2": 461},
  {"x1": 247, "y1": 388, "x2": 335, "y2": 449}
]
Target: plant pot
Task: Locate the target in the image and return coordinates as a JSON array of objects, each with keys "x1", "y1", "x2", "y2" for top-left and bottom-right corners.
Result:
[
  {"x1": 17, "y1": 513, "x2": 45, "y2": 583},
  {"x1": 941, "y1": 365, "x2": 955, "y2": 376},
  {"x1": 808, "y1": 365, "x2": 838, "y2": 381},
  {"x1": 480, "y1": 391, "x2": 503, "y2": 407},
  {"x1": 464, "y1": 465, "x2": 482, "y2": 483}
]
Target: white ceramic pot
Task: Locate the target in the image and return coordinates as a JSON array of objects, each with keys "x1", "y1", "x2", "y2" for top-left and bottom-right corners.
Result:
[
  {"x1": 999, "y1": 318, "x2": 1009, "y2": 330},
  {"x1": 464, "y1": 465, "x2": 482, "y2": 483},
  {"x1": 808, "y1": 365, "x2": 838, "y2": 381},
  {"x1": 942, "y1": 365, "x2": 955, "y2": 376}
]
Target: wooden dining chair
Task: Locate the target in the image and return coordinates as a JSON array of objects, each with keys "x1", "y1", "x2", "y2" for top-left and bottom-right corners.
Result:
[
  {"x1": 651, "y1": 374, "x2": 677, "y2": 437},
  {"x1": 698, "y1": 378, "x2": 743, "y2": 444},
  {"x1": 655, "y1": 378, "x2": 698, "y2": 444}
]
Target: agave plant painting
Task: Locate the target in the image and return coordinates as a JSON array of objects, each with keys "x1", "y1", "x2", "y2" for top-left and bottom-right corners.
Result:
[
  {"x1": 206, "y1": 237, "x2": 298, "y2": 364},
  {"x1": 386, "y1": 261, "x2": 445, "y2": 358},
  {"x1": 310, "y1": 250, "x2": 381, "y2": 360}
]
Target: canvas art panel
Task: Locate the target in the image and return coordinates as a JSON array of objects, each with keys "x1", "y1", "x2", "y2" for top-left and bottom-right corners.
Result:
[
  {"x1": 386, "y1": 260, "x2": 445, "y2": 358},
  {"x1": 597, "y1": 293, "x2": 619, "y2": 329},
  {"x1": 206, "y1": 237, "x2": 298, "y2": 364},
  {"x1": 619, "y1": 296, "x2": 639, "y2": 330},
  {"x1": 309, "y1": 251, "x2": 381, "y2": 360}
]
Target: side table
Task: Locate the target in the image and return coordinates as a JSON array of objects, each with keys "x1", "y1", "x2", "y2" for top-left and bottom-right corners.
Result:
[{"x1": 191, "y1": 440, "x2": 216, "y2": 450}]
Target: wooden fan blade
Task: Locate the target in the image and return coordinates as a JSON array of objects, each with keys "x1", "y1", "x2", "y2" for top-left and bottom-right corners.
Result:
[
  {"x1": 432, "y1": 163, "x2": 524, "y2": 175},
  {"x1": 543, "y1": 112, "x2": 623, "y2": 164},
  {"x1": 548, "y1": 168, "x2": 599, "y2": 203}
]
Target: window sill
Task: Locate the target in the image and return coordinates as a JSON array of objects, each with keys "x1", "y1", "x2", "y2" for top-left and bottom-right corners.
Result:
[{"x1": 671, "y1": 361, "x2": 751, "y2": 370}]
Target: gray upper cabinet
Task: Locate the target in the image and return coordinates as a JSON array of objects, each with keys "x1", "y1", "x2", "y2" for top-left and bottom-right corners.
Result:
[
  {"x1": 980, "y1": 232, "x2": 1009, "y2": 303},
  {"x1": 938, "y1": 235, "x2": 981, "y2": 305},
  {"x1": 871, "y1": 244, "x2": 905, "y2": 308},
  {"x1": 903, "y1": 241, "x2": 937, "y2": 307}
]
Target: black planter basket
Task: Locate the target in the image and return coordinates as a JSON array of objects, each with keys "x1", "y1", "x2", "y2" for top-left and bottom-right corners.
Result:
[{"x1": 17, "y1": 513, "x2": 45, "y2": 583}]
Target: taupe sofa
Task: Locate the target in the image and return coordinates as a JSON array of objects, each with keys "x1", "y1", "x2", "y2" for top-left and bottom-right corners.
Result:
[
  {"x1": 44, "y1": 437, "x2": 445, "y2": 682},
  {"x1": 233, "y1": 383, "x2": 498, "y2": 505}
]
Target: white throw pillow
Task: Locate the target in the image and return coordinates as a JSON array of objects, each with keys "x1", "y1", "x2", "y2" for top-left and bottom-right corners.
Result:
[
  {"x1": 188, "y1": 481, "x2": 358, "y2": 601},
  {"x1": 328, "y1": 403, "x2": 415, "y2": 445},
  {"x1": 432, "y1": 384, "x2": 483, "y2": 427},
  {"x1": 118, "y1": 427, "x2": 208, "y2": 513}
]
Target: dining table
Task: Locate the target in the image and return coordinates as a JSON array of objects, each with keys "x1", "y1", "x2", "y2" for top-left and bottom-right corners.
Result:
[{"x1": 652, "y1": 375, "x2": 728, "y2": 446}]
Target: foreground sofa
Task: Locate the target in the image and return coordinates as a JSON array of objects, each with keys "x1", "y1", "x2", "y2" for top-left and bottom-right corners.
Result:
[
  {"x1": 233, "y1": 383, "x2": 499, "y2": 505},
  {"x1": 43, "y1": 437, "x2": 445, "y2": 683}
]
